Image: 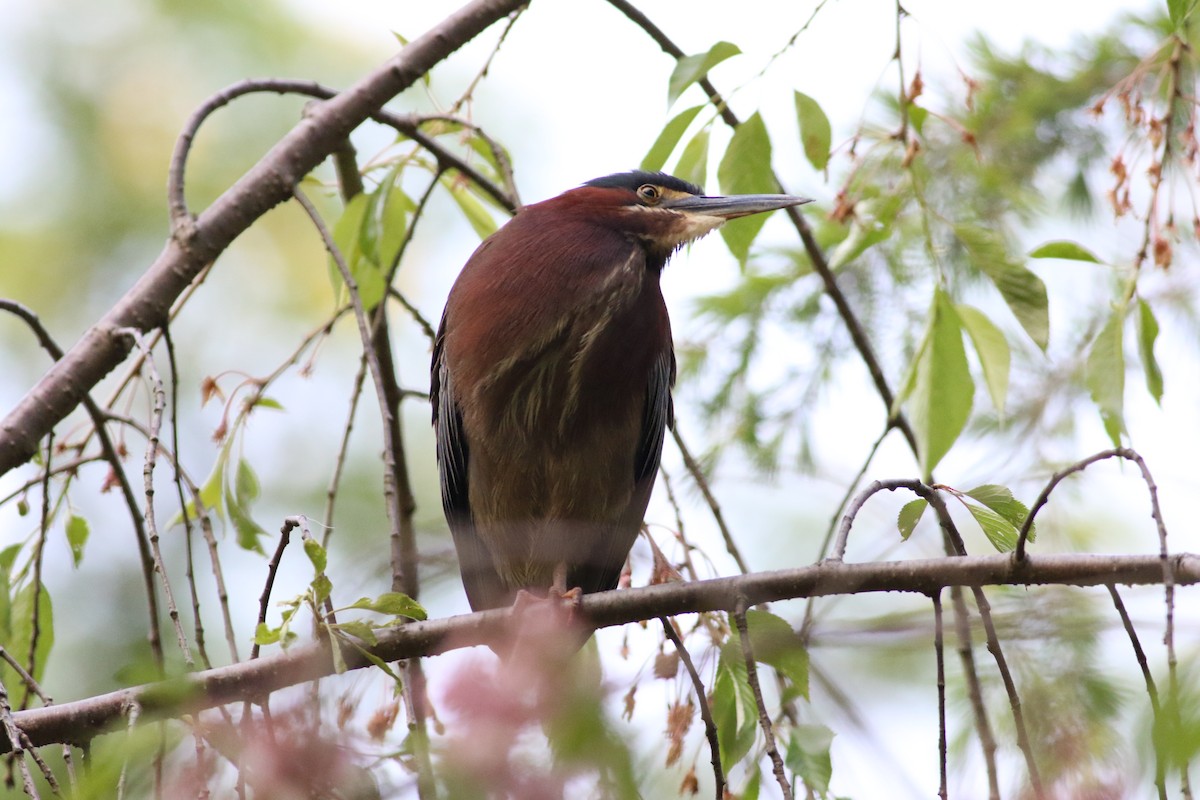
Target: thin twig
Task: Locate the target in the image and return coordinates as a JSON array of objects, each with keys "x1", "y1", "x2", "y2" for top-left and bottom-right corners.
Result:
[
  {"x1": 252, "y1": 519, "x2": 299, "y2": 661},
  {"x1": 27, "y1": 431, "x2": 52, "y2": 712},
  {"x1": 671, "y1": 426, "x2": 750, "y2": 575},
  {"x1": 163, "y1": 327, "x2": 214, "y2": 671},
  {"x1": 0, "y1": 673, "x2": 37, "y2": 797},
  {"x1": 660, "y1": 617, "x2": 724, "y2": 800},
  {"x1": 291, "y1": 187, "x2": 436, "y2": 799},
  {"x1": 120, "y1": 329, "x2": 195, "y2": 669},
  {"x1": 733, "y1": 600, "x2": 792, "y2": 800},
  {"x1": 950, "y1": 585, "x2": 999, "y2": 799},
  {"x1": 1107, "y1": 584, "x2": 1166, "y2": 800},
  {"x1": 0, "y1": 646, "x2": 75, "y2": 788},
  {"x1": 167, "y1": 79, "x2": 518, "y2": 231},
  {"x1": 932, "y1": 591, "x2": 948, "y2": 800},
  {"x1": 0, "y1": 299, "x2": 166, "y2": 672}
]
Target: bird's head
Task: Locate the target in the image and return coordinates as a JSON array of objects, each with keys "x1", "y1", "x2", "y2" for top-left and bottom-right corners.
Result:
[{"x1": 565, "y1": 170, "x2": 811, "y2": 263}]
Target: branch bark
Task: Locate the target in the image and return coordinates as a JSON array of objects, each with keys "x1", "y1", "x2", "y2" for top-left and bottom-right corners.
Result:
[
  {"x1": 0, "y1": 0, "x2": 527, "y2": 477},
  {"x1": 6, "y1": 551, "x2": 1196, "y2": 753}
]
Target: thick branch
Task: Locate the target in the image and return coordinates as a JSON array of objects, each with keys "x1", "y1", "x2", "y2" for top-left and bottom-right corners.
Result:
[
  {"x1": 0, "y1": 0, "x2": 526, "y2": 477},
  {"x1": 6, "y1": 552, "x2": 1196, "y2": 752}
]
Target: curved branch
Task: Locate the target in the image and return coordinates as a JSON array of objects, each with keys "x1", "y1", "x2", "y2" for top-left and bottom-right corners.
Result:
[
  {"x1": 0, "y1": 0, "x2": 527, "y2": 477},
  {"x1": 4, "y1": 551, "x2": 1196, "y2": 753}
]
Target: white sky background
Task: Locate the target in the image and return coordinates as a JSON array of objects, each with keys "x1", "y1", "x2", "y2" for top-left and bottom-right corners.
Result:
[{"x1": 0, "y1": 0, "x2": 1191, "y2": 797}]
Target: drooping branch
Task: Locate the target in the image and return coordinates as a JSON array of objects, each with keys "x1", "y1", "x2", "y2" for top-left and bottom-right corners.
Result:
[
  {"x1": 0, "y1": 0, "x2": 527, "y2": 477},
  {"x1": 5, "y1": 551, "x2": 1196, "y2": 753}
]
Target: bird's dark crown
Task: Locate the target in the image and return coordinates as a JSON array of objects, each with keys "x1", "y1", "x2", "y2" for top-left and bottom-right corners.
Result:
[{"x1": 584, "y1": 171, "x2": 703, "y2": 197}]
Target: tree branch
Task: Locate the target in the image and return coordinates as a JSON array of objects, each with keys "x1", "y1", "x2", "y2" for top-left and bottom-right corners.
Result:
[
  {"x1": 0, "y1": 0, "x2": 527, "y2": 477},
  {"x1": 4, "y1": 552, "x2": 1195, "y2": 753}
]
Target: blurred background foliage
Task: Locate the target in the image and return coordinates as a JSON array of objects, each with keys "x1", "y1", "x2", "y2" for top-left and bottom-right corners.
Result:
[{"x1": 1, "y1": 0, "x2": 1198, "y2": 797}]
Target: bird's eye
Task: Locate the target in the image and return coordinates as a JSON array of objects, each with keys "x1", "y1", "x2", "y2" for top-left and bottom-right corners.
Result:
[{"x1": 637, "y1": 184, "x2": 661, "y2": 204}]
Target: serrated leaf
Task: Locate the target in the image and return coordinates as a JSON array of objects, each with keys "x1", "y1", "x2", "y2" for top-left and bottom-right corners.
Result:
[
  {"x1": 965, "y1": 484, "x2": 1035, "y2": 542},
  {"x1": 785, "y1": 724, "x2": 835, "y2": 794},
  {"x1": 642, "y1": 105, "x2": 704, "y2": 172},
  {"x1": 897, "y1": 499, "x2": 927, "y2": 540},
  {"x1": 965, "y1": 503, "x2": 1018, "y2": 552},
  {"x1": 1137, "y1": 299, "x2": 1164, "y2": 404},
  {"x1": 956, "y1": 224, "x2": 1049, "y2": 350},
  {"x1": 345, "y1": 592, "x2": 427, "y2": 620},
  {"x1": 65, "y1": 514, "x2": 89, "y2": 568},
  {"x1": 956, "y1": 304, "x2": 1010, "y2": 416},
  {"x1": 443, "y1": 177, "x2": 498, "y2": 240},
  {"x1": 1086, "y1": 309, "x2": 1126, "y2": 447},
  {"x1": 668, "y1": 41, "x2": 741, "y2": 106},
  {"x1": 718, "y1": 113, "x2": 776, "y2": 265},
  {"x1": 907, "y1": 289, "x2": 974, "y2": 479},
  {"x1": 733, "y1": 609, "x2": 808, "y2": 699},
  {"x1": 1028, "y1": 240, "x2": 1101, "y2": 263},
  {"x1": 304, "y1": 538, "x2": 327, "y2": 574},
  {"x1": 794, "y1": 91, "x2": 831, "y2": 171},
  {"x1": 674, "y1": 126, "x2": 710, "y2": 190}
]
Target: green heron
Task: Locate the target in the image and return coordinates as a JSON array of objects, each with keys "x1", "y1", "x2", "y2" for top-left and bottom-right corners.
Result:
[{"x1": 432, "y1": 170, "x2": 809, "y2": 613}]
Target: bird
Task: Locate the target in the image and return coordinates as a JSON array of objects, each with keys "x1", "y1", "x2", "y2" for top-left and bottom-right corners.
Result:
[{"x1": 431, "y1": 170, "x2": 810, "y2": 614}]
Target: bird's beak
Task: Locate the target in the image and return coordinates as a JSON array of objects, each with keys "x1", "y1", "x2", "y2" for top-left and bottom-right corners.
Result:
[{"x1": 661, "y1": 193, "x2": 813, "y2": 220}]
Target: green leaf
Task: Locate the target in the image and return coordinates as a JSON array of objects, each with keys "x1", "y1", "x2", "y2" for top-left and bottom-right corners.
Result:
[
  {"x1": 10, "y1": 585, "x2": 53, "y2": 684},
  {"x1": 304, "y1": 538, "x2": 327, "y2": 574},
  {"x1": 641, "y1": 105, "x2": 704, "y2": 172},
  {"x1": 1138, "y1": 299, "x2": 1164, "y2": 404},
  {"x1": 345, "y1": 592, "x2": 427, "y2": 621},
  {"x1": 1086, "y1": 308, "x2": 1127, "y2": 447},
  {"x1": 377, "y1": 186, "x2": 413, "y2": 270},
  {"x1": 65, "y1": 514, "x2": 89, "y2": 568},
  {"x1": 330, "y1": 192, "x2": 386, "y2": 310},
  {"x1": 742, "y1": 765, "x2": 762, "y2": 800},
  {"x1": 668, "y1": 41, "x2": 741, "y2": 106},
  {"x1": 712, "y1": 660, "x2": 758, "y2": 768},
  {"x1": 907, "y1": 289, "x2": 974, "y2": 479},
  {"x1": 734, "y1": 609, "x2": 808, "y2": 699},
  {"x1": 718, "y1": 113, "x2": 776, "y2": 265},
  {"x1": 785, "y1": 723, "x2": 835, "y2": 794},
  {"x1": 312, "y1": 574, "x2": 333, "y2": 604},
  {"x1": 964, "y1": 502, "x2": 1018, "y2": 552},
  {"x1": 908, "y1": 103, "x2": 929, "y2": 134},
  {"x1": 674, "y1": 126, "x2": 710, "y2": 190},
  {"x1": 897, "y1": 499, "x2": 927, "y2": 540},
  {"x1": 1028, "y1": 240, "x2": 1101, "y2": 263},
  {"x1": 330, "y1": 619, "x2": 378, "y2": 645},
  {"x1": 956, "y1": 224, "x2": 1050, "y2": 350},
  {"x1": 794, "y1": 91, "x2": 832, "y2": 171},
  {"x1": 827, "y1": 217, "x2": 889, "y2": 271},
  {"x1": 965, "y1": 484, "x2": 1035, "y2": 542},
  {"x1": 235, "y1": 458, "x2": 260, "y2": 505},
  {"x1": 956, "y1": 304, "x2": 1010, "y2": 416},
  {"x1": 443, "y1": 176, "x2": 498, "y2": 240},
  {"x1": 225, "y1": 493, "x2": 265, "y2": 555},
  {"x1": 253, "y1": 622, "x2": 281, "y2": 646},
  {"x1": 1168, "y1": 0, "x2": 1197, "y2": 26},
  {"x1": 251, "y1": 396, "x2": 285, "y2": 411}
]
